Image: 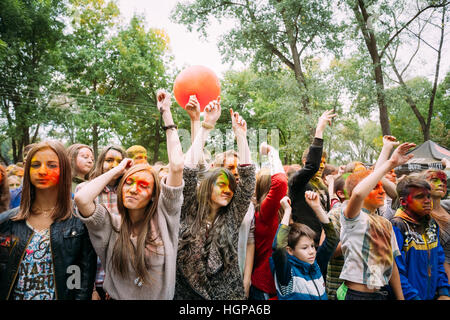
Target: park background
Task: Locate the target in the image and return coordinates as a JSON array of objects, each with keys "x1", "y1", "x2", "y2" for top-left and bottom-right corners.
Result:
[{"x1": 0, "y1": 0, "x2": 449, "y2": 167}]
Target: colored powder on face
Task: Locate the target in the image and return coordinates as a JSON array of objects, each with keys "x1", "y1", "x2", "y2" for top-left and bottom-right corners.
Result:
[
  {"x1": 29, "y1": 152, "x2": 60, "y2": 187},
  {"x1": 215, "y1": 171, "x2": 232, "y2": 195},
  {"x1": 427, "y1": 172, "x2": 447, "y2": 195},
  {"x1": 365, "y1": 182, "x2": 385, "y2": 209},
  {"x1": 405, "y1": 188, "x2": 432, "y2": 215}
]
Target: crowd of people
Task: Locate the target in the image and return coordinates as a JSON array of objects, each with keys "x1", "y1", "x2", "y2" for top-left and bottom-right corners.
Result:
[{"x1": 0, "y1": 89, "x2": 449, "y2": 300}]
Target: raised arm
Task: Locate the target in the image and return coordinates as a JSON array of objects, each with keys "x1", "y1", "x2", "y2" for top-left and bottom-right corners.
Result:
[
  {"x1": 259, "y1": 143, "x2": 288, "y2": 224},
  {"x1": 375, "y1": 135, "x2": 400, "y2": 200},
  {"x1": 230, "y1": 108, "x2": 251, "y2": 165},
  {"x1": 74, "y1": 158, "x2": 132, "y2": 217},
  {"x1": 344, "y1": 142, "x2": 416, "y2": 219},
  {"x1": 157, "y1": 89, "x2": 184, "y2": 187},
  {"x1": 271, "y1": 196, "x2": 293, "y2": 287},
  {"x1": 184, "y1": 98, "x2": 221, "y2": 168},
  {"x1": 305, "y1": 191, "x2": 338, "y2": 274},
  {"x1": 289, "y1": 110, "x2": 336, "y2": 190},
  {"x1": 185, "y1": 95, "x2": 201, "y2": 144}
]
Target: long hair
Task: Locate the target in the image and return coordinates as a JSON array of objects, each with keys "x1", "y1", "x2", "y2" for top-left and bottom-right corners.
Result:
[
  {"x1": 0, "y1": 166, "x2": 10, "y2": 213},
  {"x1": 178, "y1": 168, "x2": 238, "y2": 271},
  {"x1": 89, "y1": 145, "x2": 126, "y2": 181},
  {"x1": 66, "y1": 143, "x2": 94, "y2": 180},
  {"x1": 110, "y1": 163, "x2": 161, "y2": 284},
  {"x1": 13, "y1": 140, "x2": 72, "y2": 221},
  {"x1": 254, "y1": 168, "x2": 271, "y2": 213}
]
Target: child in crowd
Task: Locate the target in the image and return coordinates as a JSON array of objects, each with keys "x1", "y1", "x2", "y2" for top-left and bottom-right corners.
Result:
[
  {"x1": 391, "y1": 175, "x2": 450, "y2": 300},
  {"x1": 337, "y1": 139, "x2": 415, "y2": 300},
  {"x1": 249, "y1": 142, "x2": 288, "y2": 300},
  {"x1": 270, "y1": 192, "x2": 338, "y2": 300}
]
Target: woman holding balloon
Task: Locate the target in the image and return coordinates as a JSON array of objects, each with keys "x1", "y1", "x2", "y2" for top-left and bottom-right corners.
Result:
[{"x1": 175, "y1": 94, "x2": 256, "y2": 300}]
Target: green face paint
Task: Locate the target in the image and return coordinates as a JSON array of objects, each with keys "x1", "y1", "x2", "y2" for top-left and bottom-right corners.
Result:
[{"x1": 215, "y1": 171, "x2": 231, "y2": 194}]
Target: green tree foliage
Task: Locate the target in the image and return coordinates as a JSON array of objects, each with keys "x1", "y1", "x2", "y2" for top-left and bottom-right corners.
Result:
[
  {"x1": 0, "y1": 0, "x2": 67, "y2": 162},
  {"x1": 171, "y1": 0, "x2": 345, "y2": 117}
]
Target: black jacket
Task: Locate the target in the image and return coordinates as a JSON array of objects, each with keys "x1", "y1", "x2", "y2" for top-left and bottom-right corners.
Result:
[
  {"x1": 288, "y1": 137, "x2": 326, "y2": 243},
  {"x1": 0, "y1": 208, "x2": 97, "y2": 300}
]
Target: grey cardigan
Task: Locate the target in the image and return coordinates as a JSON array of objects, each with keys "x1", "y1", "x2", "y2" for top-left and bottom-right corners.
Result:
[{"x1": 76, "y1": 178, "x2": 184, "y2": 300}]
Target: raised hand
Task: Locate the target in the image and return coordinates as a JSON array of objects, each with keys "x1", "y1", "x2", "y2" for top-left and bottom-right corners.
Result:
[
  {"x1": 324, "y1": 174, "x2": 335, "y2": 187},
  {"x1": 390, "y1": 142, "x2": 416, "y2": 167},
  {"x1": 382, "y1": 135, "x2": 400, "y2": 150},
  {"x1": 156, "y1": 89, "x2": 172, "y2": 114},
  {"x1": 112, "y1": 158, "x2": 133, "y2": 180},
  {"x1": 203, "y1": 97, "x2": 221, "y2": 127},
  {"x1": 315, "y1": 109, "x2": 337, "y2": 138},
  {"x1": 259, "y1": 142, "x2": 272, "y2": 156},
  {"x1": 305, "y1": 190, "x2": 321, "y2": 211},
  {"x1": 230, "y1": 108, "x2": 247, "y2": 138},
  {"x1": 280, "y1": 196, "x2": 292, "y2": 211},
  {"x1": 185, "y1": 95, "x2": 200, "y2": 121}
]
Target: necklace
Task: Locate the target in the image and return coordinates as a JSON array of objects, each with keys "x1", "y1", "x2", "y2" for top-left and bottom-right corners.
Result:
[{"x1": 32, "y1": 206, "x2": 56, "y2": 215}]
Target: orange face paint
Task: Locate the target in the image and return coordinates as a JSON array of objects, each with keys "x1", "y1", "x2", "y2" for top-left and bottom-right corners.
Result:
[
  {"x1": 29, "y1": 148, "x2": 60, "y2": 189},
  {"x1": 122, "y1": 171, "x2": 154, "y2": 210},
  {"x1": 315, "y1": 157, "x2": 326, "y2": 178},
  {"x1": 364, "y1": 181, "x2": 385, "y2": 210}
]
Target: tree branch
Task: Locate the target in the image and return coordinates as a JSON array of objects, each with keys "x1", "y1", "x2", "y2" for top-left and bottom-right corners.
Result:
[{"x1": 380, "y1": 2, "x2": 449, "y2": 58}]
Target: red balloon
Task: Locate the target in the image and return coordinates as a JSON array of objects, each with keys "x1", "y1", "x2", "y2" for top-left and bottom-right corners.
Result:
[{"x1": 173, "y1": 65, "x2": 221, "y2": 112}]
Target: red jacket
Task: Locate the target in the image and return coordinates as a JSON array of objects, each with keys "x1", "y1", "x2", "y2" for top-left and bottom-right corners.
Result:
[{"x1": 251, "y1": 172, "x2": 288, "y2": 295}]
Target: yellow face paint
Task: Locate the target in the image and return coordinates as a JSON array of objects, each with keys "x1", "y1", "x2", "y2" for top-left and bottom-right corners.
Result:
[
  {"x1": 29, "y1": 148, "x2": 60, "y2": 189},
  {"x1": 103, "y1": 149, "x2": 123, "y2": 173}
]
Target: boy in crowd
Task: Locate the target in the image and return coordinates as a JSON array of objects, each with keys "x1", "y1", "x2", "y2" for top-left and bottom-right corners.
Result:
[
  {"x1": 391, "y1": 176, "x2": 450, "y2": 300},
  {"x1": 337, "y1": 140, "x2": 415, "y2": 300}
]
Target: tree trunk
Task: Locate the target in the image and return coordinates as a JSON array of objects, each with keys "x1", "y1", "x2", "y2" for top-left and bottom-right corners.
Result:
[
  {"x1": 92, "y1": 123, "x2": 99, "y2": 160},
  {"x1": 425, "y1": 5, "x2": 446, "y2": 141},
  {"x1": 353, "y1": 0, "x2": 392, "y2": 136}
]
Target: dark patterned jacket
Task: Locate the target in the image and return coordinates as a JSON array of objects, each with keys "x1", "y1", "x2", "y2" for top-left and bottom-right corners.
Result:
[
  {"x1": 175, "y1": 165, "x2": 255, "y2": 300},
  {"x1": 0, "y1": 210, "x2": 97, "y2": 300}
]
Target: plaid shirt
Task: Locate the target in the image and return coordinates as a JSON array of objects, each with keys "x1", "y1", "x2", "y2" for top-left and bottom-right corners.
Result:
[{"x1": 74, "y1": 184, "x2": 119, "y2": 288}]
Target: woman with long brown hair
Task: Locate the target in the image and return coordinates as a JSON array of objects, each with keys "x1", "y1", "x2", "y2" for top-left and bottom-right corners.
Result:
[
  {"x1": 74, "y1": 89, "x2": 184, "y2": 299},
  {"x1": 74, "y1": 144, "x2": 126, "y2": 299},
  {"x1": 66, "y1": 143, "x2": 94, "y2": 193},
  {"x1": 0, "y1": 140, "x2": 97, "y2": 300},
  {"x1": 249, "y1": 142, "x2": 288, "y2": 300},
  {"x1": 175, "y1": 100, "x2": 256, "y2": 300}
]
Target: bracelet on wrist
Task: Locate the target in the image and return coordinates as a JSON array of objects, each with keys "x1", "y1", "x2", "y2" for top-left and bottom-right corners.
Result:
[
  {"x1": 162, "y1": 124, "x2": 177, "y2": 131},
  {"x1": 201, "y1": 121, "x2": 214, "y2": 130}
]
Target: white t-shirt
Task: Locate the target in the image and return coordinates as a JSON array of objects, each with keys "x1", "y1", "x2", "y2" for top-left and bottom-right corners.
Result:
[{"x1": 339, "y1": 206, "x2": 400, "y2": 289}]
